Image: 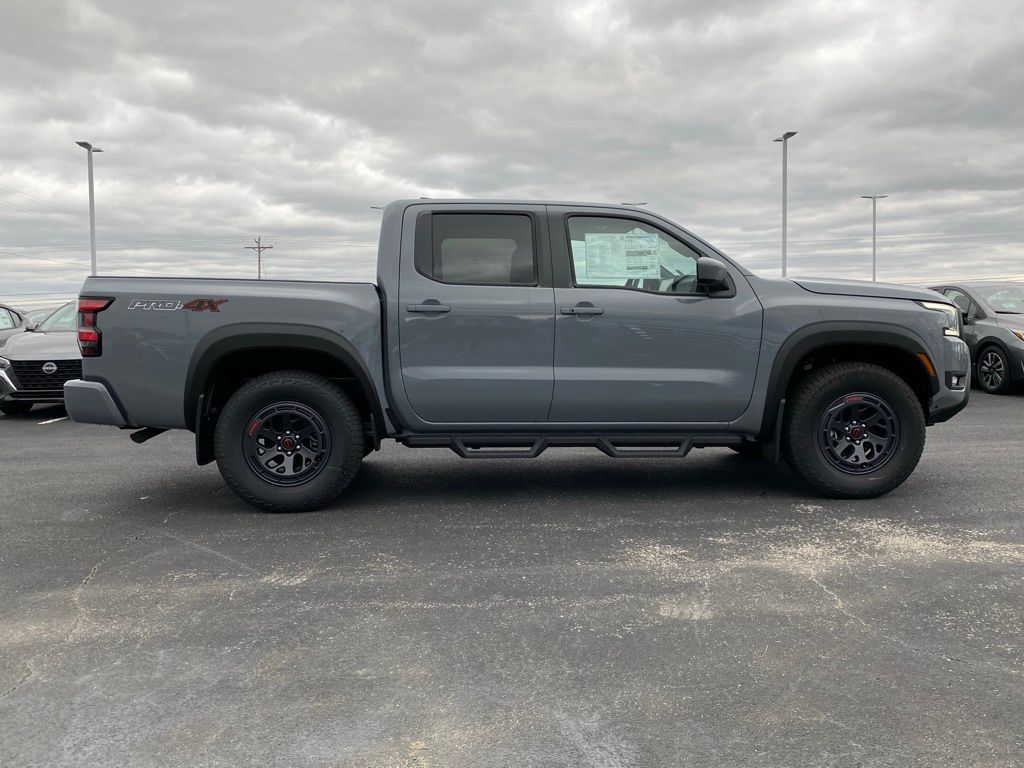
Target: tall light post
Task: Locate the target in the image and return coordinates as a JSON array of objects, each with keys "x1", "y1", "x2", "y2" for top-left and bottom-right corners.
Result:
[
  {"x1": 861, "y1": 194, "x2": 888, "y2": 282},
  {"x1": 773, "y1": 131, "x2": 797, "y2": 276},
  {"x1": 76, "y1": 141, "x2": 103, "y2": 276}
]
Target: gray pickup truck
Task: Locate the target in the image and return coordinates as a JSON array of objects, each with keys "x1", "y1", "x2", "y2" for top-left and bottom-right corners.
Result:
[{"x1": 65, "y1": 199, "x2": 970, "y2": 511}]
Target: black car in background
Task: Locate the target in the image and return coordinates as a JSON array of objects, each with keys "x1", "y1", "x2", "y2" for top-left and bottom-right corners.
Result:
[
  {"x1": 929, "y1": 282, "x2": 1024, "y2": 394},
  {"x1": 0, "y1": 303, "x2": 27, "y2": 349},
  {"x1": 0, "y1": 301, "x2": 81, "y2": 415}
]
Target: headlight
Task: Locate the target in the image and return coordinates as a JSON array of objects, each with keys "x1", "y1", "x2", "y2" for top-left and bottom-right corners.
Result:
[
  {"x1": 1011, "y1": 329, "x2": 1024, "y2": 343},
  {"x1": 0, "y1": 357, "x2": 9, "y2": 369},
  {"x1": 918, "y1": 300, "x2": 960, "y2": 337}
]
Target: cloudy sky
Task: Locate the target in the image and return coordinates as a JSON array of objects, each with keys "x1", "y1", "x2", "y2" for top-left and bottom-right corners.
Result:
[{"x1": 1, "y1": 0, "x2": 1023, "y2": 308}]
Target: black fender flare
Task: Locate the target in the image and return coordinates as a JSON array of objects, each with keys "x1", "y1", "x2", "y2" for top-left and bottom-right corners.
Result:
[
  {"x1": 759, "y1": 321, "x2": 937, "y2": 438},
  {"x1": 184, "y1": 321, "x2": 385, "y2": 436}
]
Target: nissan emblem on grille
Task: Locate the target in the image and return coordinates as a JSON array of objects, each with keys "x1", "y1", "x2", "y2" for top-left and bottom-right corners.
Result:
[{"x1": 42, "y1": 362, "x2": 57, "y2": 374}]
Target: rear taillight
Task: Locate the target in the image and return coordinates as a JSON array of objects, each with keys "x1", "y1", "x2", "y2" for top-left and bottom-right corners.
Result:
[{"x1": 78, "y1": 297, "x2": 113, "y2": 357}]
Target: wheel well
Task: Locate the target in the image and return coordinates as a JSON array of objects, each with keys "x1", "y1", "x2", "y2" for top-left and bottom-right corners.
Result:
[
  {"x1": 191, "y1": 347, "x2": 379, "y2": 465},
  {"x1": 204, "y1": 348, "x2": 374, "y2": 424},
  {"x1": 785, "y1": 344, "x2": 933, "y2": 413}
]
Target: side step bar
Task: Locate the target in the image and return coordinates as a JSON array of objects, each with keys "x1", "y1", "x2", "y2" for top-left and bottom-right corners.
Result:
[{"x1": 397, "y1": 432, "x2": 744, "y2": 459}]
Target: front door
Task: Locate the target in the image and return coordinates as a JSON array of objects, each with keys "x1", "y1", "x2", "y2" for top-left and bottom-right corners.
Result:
[
  {"x1": 398, "y1": 209, "x2": 555, "y2": 424},
  {"x1": 548, "y1": 211, "x2": 762, "y2": 424}
]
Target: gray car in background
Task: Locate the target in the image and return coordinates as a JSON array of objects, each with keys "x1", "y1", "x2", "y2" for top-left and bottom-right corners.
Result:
[
  {"x1": 0, "y1": 301, "x2": 81, "y2": 415},
  {"x1": 929, "y1": 282, "x2": 1024, "y2": 394},
  {"x1": 0, "y1": 304, "x2": 27, "y2": 349}
]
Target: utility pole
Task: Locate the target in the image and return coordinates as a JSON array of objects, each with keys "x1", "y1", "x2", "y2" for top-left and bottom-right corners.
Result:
[
  {"x1": 860, "y1": 195, "x2": 888, "y2": 282},
  {"x1": 772, "y1": 131, "x2": 797, "y2": 277},
  {"x1": 75, "y1": 141, "x2": 103, "y2": 276},
  {"x1": 245, "y1": 236, "x2": 273, "y2": 279}
]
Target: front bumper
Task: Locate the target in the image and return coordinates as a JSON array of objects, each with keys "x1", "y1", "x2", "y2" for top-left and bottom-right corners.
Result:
[
  {"x1": 1, "y1": 368, "x2": 66, "y2": 404},
  {"x1": 1009, "y1": 343, "x2": 1024, "y2": 383},
  {"x1": 928, "y1": 336, "x2": 971, "y2": 424},
  {"x1": 63, "y1": 379, "x2": 128, "y2": 426}
]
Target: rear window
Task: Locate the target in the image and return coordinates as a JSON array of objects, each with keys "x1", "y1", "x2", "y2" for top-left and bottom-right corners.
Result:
[{"x1": 416, "y1": 213, "x2": 536, "y2": 286}]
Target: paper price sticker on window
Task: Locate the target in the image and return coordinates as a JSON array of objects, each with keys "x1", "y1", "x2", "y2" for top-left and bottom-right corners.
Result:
[{"x1": 583, "y1": 232, "x2": 661, "y2": 280}]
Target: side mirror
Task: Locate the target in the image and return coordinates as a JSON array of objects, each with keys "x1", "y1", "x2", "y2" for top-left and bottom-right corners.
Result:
[
  {"x1": 25, "y1": 322, "x2": 37, "y2": 332},
  {"x1": 960, "y1": 310, "x2": 970, "y2": 325},
  {"x1": 697, "y1": 257, "x2": 731, "y2": 295}
]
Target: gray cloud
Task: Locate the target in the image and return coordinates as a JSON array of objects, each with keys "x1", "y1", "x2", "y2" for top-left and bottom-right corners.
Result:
[{"x1": 1, "y1": 0, "x2": 1023, "y2": 309}]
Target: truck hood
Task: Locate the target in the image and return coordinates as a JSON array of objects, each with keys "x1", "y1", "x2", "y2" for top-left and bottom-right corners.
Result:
[
  {"x1": 0, "y1": 330, "x2": 80, "y2": 361},
  {"x1": 793, "y1": 278, "x2": 943, "y2": 303}
]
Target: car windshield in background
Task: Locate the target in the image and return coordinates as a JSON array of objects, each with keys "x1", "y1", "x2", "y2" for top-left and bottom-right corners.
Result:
[
  {"x1": 977, "y1": 285, "x2": 1024, "y2": 313},
  {"x1": 38, "y1": 302, "x2": 77, "y2": 332},
  {"x1": 26, "y1": 306, "x2": 61, "y2": 324}
]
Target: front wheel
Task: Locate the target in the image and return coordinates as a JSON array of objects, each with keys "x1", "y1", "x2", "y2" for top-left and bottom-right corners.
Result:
[
  {"x1": 214, "y1": 371, "x2": 364, "y2": 512},
  {"x1": 783, "y1": 363, "x2": 926, "y2": 499},
  {"x1": 977, "y1": 346, "x2": 1013, "y2": 394}
]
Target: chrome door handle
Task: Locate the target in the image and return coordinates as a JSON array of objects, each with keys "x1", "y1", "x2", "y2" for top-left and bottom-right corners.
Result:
[
  {"x1": 407, "y1": 303, "x2": 451, "y2": 313},
  {"x1": 560, "y1": 305, "x2": 604, "y2": 315}
]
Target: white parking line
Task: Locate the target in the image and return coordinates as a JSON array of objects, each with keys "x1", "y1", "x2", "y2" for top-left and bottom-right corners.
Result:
[{"x1": 37, "y1": 416, "x2": 69, "y2": 425}]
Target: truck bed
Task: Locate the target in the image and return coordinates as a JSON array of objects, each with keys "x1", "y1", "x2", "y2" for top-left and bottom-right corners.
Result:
[{"x1": 76, "y1": 276, "x2": 384, "y2": 430}]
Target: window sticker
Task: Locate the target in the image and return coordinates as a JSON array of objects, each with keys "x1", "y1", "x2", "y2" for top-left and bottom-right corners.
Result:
[{"x1": 583, "y1": 232, "x2": 661, "y2": 280}]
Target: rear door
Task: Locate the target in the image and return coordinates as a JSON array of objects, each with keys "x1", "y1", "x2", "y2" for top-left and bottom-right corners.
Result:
[
  {"x1": 547, "y1": 207, "x2": 762, "y2": 424},
  {"x1": 397, "y1": 206, "x2": 555, "y2": 424}
]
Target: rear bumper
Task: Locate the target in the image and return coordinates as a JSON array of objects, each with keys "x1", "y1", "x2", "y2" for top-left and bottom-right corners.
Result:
[{"x1": 63, "y1": 379, "x2": 128, "y2": 427}]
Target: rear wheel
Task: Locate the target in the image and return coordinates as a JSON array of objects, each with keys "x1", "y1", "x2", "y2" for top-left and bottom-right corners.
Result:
[
  {"x1": 783, "y1": 363, "x2": 925, "y2": 499},
  {"x1": 977, "y1": 346, "x2": 1012, "y2": 394},
  {"x1": 214, "y1": 371, "x2": 364, "y2": 512},
  {"x1": 0, "y1": 402, "x2": 32, "y2": 416}
]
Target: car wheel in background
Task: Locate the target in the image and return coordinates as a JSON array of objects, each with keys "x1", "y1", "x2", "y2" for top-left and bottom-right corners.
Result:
[
  {"x1": 783, "y1": 362, "x2": 926, "y2": 499},
  {"x1": 976, "y1": 346, "x2": 1012, "y2": 394},
  {"x1": 0, "y1": 402, "x2": 33, "y2": 416},
  {"x1": 214, "y1": 370, "x2": 364, "y2": 512}
]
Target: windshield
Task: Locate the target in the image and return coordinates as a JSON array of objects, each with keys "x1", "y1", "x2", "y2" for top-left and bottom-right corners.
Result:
[
  {"x1": 976, "y1": 285, "x2": 1024, "y2": 313},
  {"x1": 38, "y1": 301, "x2": 77, "y2": 332}
]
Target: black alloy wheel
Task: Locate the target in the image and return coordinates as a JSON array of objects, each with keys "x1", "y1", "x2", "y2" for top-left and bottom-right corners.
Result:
[
  {"x1": 243, "y1": 401, "x2": 331, "y2": 486},
  {"x1": 817, "y1": 392, "x2": 900, "y2": 475}
]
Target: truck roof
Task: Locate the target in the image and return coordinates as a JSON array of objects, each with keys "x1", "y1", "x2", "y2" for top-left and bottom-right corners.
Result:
[{"x1": 385, "y1": 198, "x2": 650, "y2": 211}]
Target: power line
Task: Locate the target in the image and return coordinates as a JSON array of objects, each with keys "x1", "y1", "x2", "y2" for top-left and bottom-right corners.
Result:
[{"x1": 244, "y1": 236, "x2": 273, "y2": 280}]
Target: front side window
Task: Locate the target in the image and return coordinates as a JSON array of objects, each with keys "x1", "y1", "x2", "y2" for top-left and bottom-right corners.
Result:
[
  {"x1": 0, "y1": 309, "x2": 14, "y2": 330},
  {"x1": 943, "y1": 289, "x2": 971, "y2": 312},
  {"x1": 419, "y1": 213, "x2": 536, "y2": 286},
  {"x1": 568, "y1": 216, "x2": 700, "y2": 294}
]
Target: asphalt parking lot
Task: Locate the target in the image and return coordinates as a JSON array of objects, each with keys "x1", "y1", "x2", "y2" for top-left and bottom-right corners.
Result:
[{"x1": 1, "y1": 392, "x2": 1022, "y2": 767}]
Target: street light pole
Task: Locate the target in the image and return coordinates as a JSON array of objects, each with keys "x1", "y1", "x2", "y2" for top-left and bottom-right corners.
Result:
[
  {"x1": 76, "y1": 141, "x2": 103, "y2": 276},
  {"x1": 861, "y1": 195, "x2": 888, "y2": 282},
  {"x1": 773, "y1": 131, "x2": 797, "y2": 277}
]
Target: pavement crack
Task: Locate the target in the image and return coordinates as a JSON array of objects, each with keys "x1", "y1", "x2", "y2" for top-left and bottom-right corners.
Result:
[
  {"x1": 809, "y1": 574, "x2": 871, "y2": 629},
  {"x1": 157, "y1": 531, "x2": 260, "y2": 574}
]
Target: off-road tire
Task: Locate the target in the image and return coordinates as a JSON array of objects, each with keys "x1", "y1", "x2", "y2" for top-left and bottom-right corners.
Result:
[
  {"x1": 783, "y1": 362, "x2": 925, "y2": 499},
  {"x1": 0, "y1": 402, "x2": 33, "y2": 416},
  {"x1": 214, "y1": 371, "x2": 363, "y2": 512}
]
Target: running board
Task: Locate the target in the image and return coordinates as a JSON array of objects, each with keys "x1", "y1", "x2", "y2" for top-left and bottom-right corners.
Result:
[{"x1": 397, "y1": 432, "x2": 743, "y2": 459}]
